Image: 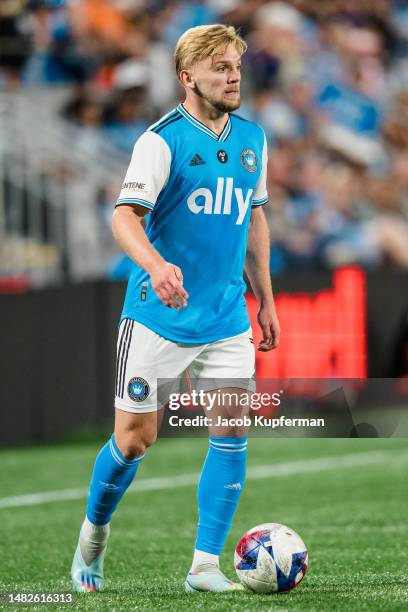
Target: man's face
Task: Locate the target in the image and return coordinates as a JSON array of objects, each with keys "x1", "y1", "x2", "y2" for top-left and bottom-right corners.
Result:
[{"x1": 189, "y1": 44, "x2": 242, "y2": 112}]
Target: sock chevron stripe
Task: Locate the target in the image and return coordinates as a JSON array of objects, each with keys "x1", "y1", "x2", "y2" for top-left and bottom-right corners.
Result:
[
  {"x1": 109, "y1": 437, "x2": 144, "y2": 466},
  {"x1": 209, "y1": 441, "x2": 247, "y2": 450},
  {"x1": 209, "y1": 438, "x2": 248, "y2": 452},
  {"x1": 210, "y1": 444, "x2": 246, "y2": 453},
  {"x1": 210, "y1": 440, "x2": 247, "y2": 447},
  {"x1": 209, "y1": 446, "x2": 247, "y2": 452}
]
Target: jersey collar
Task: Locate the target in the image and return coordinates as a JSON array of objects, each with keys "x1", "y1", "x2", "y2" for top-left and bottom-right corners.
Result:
[{"x1": 177, "y1": 104, "x2": 232, "y2": 142}]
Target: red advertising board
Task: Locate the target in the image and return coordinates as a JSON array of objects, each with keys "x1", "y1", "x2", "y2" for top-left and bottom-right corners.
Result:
[{"x1": 247, "y1": 267, "x2": 367, "y2": 379}]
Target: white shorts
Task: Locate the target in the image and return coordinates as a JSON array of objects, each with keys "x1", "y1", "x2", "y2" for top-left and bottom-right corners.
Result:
[{"x1": 114, "y1": 319, "x2": 255, "y2": 413}]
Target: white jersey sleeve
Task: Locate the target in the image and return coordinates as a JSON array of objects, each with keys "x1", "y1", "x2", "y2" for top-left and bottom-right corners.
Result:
[
  {"x1": 116, "y1": 131, "x2": 171, "y2": 211},
  {"x1": 252, "y1": 132, "x2": 269, "y2": 208}
]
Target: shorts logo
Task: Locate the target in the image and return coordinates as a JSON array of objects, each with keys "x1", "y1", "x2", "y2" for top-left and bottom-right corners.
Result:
[
  {"x1": 128, "y1": 377, "x2": 150, "y2": 402},
  {"x1": 240, "y1": 149, "x2": 257, "y2": 173}
]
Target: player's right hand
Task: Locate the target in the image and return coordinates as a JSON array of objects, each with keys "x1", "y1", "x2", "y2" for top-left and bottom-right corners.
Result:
[{"x1": 149, "y1": 262, "x2": 189, "y2": 310}]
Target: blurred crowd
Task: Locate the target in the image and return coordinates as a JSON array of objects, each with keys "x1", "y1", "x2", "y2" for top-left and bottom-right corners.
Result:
[{"x1": 1, "y1": 0, "x2": 408, "y2": 273}]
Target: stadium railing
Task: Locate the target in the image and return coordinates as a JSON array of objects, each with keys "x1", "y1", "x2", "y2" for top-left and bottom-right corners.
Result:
[{"x1": 0, "y1": 88, "x2": 128, "y2": 287}]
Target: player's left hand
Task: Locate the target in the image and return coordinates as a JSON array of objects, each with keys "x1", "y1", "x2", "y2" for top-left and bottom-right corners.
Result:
[{"x1": 257, "y1": 303, "x2": 280, "y2": 351}]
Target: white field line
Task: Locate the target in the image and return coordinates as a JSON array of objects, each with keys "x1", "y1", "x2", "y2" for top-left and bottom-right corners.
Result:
[{"x1": 0, "y1": 449, "x2": 406, "y2": 510}]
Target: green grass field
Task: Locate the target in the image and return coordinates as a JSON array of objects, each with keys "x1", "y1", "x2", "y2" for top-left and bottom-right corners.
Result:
[{"x1": 0, "y1": 436, "x2": 407, "y2": 611}]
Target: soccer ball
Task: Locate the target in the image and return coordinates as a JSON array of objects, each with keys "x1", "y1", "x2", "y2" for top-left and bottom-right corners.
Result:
[{"x1": 234, "y1": 523, "x2": 308, "y2": 594}]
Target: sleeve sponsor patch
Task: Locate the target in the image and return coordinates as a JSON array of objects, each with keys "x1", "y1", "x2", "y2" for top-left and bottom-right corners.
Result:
[{"x1": 121, "y1": 181, "x2": 148, "y2": 193}]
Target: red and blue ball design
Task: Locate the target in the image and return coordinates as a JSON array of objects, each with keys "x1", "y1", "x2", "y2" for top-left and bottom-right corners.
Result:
[{"x1": 234, "y1": 523, "x2": 308, "y2": 594}]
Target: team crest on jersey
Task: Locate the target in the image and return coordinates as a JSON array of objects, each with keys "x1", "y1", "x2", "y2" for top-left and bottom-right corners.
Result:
[
  {"x1": 128, "y1": 377, "x2": 150, "y2": 402},
  {"x1": 240, "y1": 149, "x2": 257, "y2": 173}
]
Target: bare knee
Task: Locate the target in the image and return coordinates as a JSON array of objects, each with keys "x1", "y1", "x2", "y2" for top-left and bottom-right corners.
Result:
[
  {"x1": 114, "y1": 412, "x2": 157, "y2": 460},
  {"x1": 115, "y1": 428, "x2": 157, "y2": 459}
]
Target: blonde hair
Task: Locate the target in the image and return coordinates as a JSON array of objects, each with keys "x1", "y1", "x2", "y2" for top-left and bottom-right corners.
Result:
[{"x1": 174, "y1": 24, "x2": 247, "y2": 76}]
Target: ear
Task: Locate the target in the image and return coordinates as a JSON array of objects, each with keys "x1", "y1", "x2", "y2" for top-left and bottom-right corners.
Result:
[{"x1": 179, "y1": 69, "x2": 195, "y2": 90}]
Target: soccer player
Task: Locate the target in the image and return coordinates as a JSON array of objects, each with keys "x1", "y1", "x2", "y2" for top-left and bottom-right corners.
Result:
[{"x1": 71, "y1": 24, "x2": 280, "y2": 593}]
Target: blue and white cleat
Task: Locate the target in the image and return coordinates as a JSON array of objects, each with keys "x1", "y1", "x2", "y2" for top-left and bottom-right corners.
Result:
[
  {"x1": 184, "y1": 563, "x2": 244, "y2": 593},
  {"x1": 71, "y1": 541, "x2": 106, "y2": 593}
]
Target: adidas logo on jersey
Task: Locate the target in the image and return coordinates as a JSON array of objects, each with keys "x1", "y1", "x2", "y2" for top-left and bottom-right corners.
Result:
[
  {"x1": 187, "y1": 177, "x2": 253, "y2": 225},
  {"x1": 189, "y1": 153, "x2": 206, "y2": 166}
]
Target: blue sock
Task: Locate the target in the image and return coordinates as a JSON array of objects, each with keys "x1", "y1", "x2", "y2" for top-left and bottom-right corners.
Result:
[
  {"x1": 195, "y1": 437, "x2": 247, "y2": 555},
  {"x1": 86, "y1": 434, "x2": 144, "y2": 525}
]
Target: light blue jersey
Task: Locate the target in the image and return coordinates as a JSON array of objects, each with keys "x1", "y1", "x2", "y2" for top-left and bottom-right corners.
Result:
[{"x1": 115, "y1": 103, "x2": 268, "y2": 343}]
